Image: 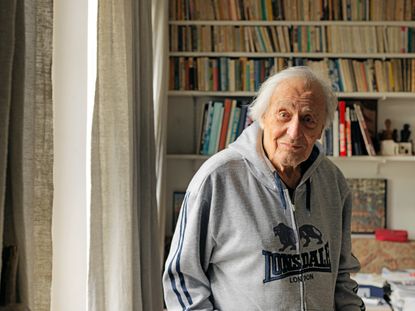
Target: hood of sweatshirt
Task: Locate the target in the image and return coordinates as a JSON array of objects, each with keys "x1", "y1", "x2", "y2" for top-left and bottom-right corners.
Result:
[{"x1": 229, "y1": 121, "x2": 325, "y2": 211}]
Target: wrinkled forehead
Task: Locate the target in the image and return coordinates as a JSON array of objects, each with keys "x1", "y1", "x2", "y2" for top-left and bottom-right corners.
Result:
[
  {"x1": 270, "y1": 77, "x2": 325, "y2": 106},
  {"x1": 267, "y1": 77, "x2": 326, "y2": 112}
]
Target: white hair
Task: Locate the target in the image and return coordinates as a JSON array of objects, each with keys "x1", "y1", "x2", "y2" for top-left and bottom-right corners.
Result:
[{"x1": 249, "y1": 66, "x2": 337, "y2": 130}]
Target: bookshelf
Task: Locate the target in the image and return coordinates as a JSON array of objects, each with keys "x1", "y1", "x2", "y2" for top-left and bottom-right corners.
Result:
[{"x1": 165, "y1": 0, "x2": 415, "y2": 239}]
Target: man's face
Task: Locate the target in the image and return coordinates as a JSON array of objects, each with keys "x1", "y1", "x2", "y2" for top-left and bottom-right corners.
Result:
[{"x1": 261, "y1": 77, "x2": 326, "y2": 170}]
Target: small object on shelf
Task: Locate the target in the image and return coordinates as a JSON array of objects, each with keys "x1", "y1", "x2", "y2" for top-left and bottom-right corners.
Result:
[
  {"x1": 398, "y1": 142, "x2": 412, "y2": 156},
  {"x1": 380, "y1": 140, "x2": 399, "y2": 156},
  {"x1": 400, "y1": 123, "x2": 411, "y2": 142},
  {"x1": 380, "y1": 119, "x2": 395, "y2": 141},
  {"x1": 375, "y1": 229, "x2": 408, "y2": 242}
]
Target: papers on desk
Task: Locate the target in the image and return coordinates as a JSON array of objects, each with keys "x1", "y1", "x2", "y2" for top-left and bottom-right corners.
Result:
[
  {"x1": 362, "y1": 297, "x2": 392, "y2": 311},
  {"x1": 381, "y1": 268, "x2": 415, "y2": 311},
  {"x1": 354, "y1": 273, "x2": 386, "y2": 298},
  {"x1": 353, "y1": 273, "x2": 391, "y2": 310}
]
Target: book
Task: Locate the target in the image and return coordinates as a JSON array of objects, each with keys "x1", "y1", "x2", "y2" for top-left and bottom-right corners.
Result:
[
  {"x1": 354, "y1": 103, "x2": 376, "y2": 156},
  {"x1": 338, "y1": 101, "x2": 346, "y2": 157},
  {"x1": 208, "y1": 101, "x2": 224, "y2": 155},
  {"x1": 225, "y1": 100, "x2": 238, "y2": 147},
  {"x1": 228, "y1": 106, "x2": 242, "y2": 145},
  {"x1": 323, "y1": 126, "x2": 333, "y2": 156},
  {"x1": 237, "y1": 101, "x2": 250, "y2": 137},
  {"x1": 200, "y1": 101, "x2": 214, "y2": 155},
  {"x1": 332, "y1": 109, "x2": 339, "y2": 156},
  {"x1": 218, "y1": 98, "x2": 233, "y2": 151},
  {"x1": 349, "y1": 108, "x2": 364, "y2": 155},
  {"x1": 345, "y1": 106, "x2": 352, "y2": 156}
]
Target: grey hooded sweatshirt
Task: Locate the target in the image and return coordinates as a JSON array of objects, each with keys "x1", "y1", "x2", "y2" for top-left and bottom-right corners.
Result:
[{"x1": 163, "y1": 121, "x2": 365, "y2": 311}]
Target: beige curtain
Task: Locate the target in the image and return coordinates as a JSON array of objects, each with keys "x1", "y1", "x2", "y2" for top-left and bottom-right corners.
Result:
[
  {"x1": 152, "y1": 0, "x2": 169, "y2": 263},
  {"x1": 0, "y1": 0, "x2": 54, "y2": 310},
  {"x1": 89, "y1": 0, "x2": 163, "y2": 310}
]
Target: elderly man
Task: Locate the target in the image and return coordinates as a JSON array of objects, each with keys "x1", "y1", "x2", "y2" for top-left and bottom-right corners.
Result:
[{"x1": 163, "y1": 67, "x2": 365, "y2": 311}]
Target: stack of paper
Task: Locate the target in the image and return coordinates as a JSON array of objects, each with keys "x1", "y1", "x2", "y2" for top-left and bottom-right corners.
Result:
[
  {"x1": 381, "y1": 268, "x2": 415, "y2": 311},
  {"x1": 353, "y1": 273, "x2": 392, "y2": 310}
]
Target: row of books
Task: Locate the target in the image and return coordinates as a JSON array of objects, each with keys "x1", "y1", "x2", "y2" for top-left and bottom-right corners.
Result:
[
  {"x1": 170, "y1": 0, "x2": 415, "y2": 21},
  {"x1": 197, "y1": 99, "x2": 252, "y2": 155},
  {"x1": 169, "y1": 57, "x2": 281, "y2": 91},
  {"x1": 322, "y1": 100, "x2": 377, "y2": 156},
  {"x1": 325, "y1": 58, "x2": 415, "y2": 92},
  {"x1": 169, "y1": 57, "x2": 415, "y2": 92},
  {"x1": 197, "y1": 98, "x2": 378, "y2": 157},
  {"x1": 171, "y1": 25, "x2": 415, "y2": 54}
]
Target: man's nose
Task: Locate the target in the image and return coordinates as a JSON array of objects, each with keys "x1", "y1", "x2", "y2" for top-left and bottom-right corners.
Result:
[{"x1": 287, "y1": 117, "x2": 302, "y2": 139}]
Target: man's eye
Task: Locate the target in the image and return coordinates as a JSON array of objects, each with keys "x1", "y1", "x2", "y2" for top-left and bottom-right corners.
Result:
[
  {"x1": 304, "y1": 115, "x2": 317, "y2": 127},
  {"x1": 278, "y1": 112, "x2": 290, "y2": 119}
]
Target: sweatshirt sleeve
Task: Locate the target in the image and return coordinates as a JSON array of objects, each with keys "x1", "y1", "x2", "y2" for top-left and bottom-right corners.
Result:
[
  {"x1": 335, "y1": 192, "x2": 366, "y2": 311},
  {"x1": 162, "y1": 189, "x2": 217, "y2": 311}
]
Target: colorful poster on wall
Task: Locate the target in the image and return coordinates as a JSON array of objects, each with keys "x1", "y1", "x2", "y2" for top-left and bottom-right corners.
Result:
[{"x1": 347, "y1": 178, "x2": 387, "y2": 234}]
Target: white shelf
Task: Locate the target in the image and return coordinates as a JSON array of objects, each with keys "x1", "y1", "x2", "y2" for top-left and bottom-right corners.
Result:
[
  {"x1": 169, "y1": 52, "x2": 415, "y2": 59},
  {"x1": 170, "y1": 20, "x2": 415, "y2": 27},
  {"x1": 167, "y1": 154, "x2": 415, "y2": 162},
  {"x1": 168, "y1": 91, "x2": 415, "y2": 99}
]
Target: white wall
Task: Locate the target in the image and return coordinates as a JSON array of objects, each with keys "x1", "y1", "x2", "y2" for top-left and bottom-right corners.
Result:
[{"x1": 52, "y1": 0, "x2": 89, "y2": 309}]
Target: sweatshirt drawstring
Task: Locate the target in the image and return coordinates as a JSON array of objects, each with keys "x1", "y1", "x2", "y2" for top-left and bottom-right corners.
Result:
[
  {"x1": 273, "y1": 171, "x2": 287, "y2": 210},
  {"x1": 274, "y1": 171, "x2": 311, "y2": 213}
]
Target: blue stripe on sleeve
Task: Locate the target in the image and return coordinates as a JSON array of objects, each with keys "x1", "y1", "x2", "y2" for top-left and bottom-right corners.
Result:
[
  {"x1": 176, "y1": 194, "x2": 193, "y2": 305},
  {"x1": 167, "y1": 193, "x2": 188, "y2": 309}
]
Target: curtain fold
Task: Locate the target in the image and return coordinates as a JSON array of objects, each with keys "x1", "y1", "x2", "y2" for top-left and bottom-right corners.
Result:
[
  {"x1": 89, "y1": 0, "x2": 163, "y2": 310},
  {"x1": 152, "y1": 0, "x2": 169, "y2": 264},
  {"x1": 0, "y1": 0, "x2": 54, "y2": 310}
]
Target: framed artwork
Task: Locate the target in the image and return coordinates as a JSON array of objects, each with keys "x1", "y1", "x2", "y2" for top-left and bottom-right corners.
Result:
[
  {"x1": 347, "y1": 178, "x2": 387, "y2": 234},
  {"x1": 172, "y1": 191, "x2": 186, "y2": 229}
]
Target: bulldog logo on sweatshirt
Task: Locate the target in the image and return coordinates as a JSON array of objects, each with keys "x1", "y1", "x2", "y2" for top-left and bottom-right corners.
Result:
[
  {"x1": 262, "y1": 223, "x2": 331, "y2": 283},
  {"x1": 273, "y1": 223, "x2": 324, "y2": 251}
]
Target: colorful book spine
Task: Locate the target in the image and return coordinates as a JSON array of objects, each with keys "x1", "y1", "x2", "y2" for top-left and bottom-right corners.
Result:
[
  {"x1": 225, "y1": 100, "x2": 237, "y2": 147},
  {"x1": 208, "y1": 101, "x2": 224, "y2": 155},
  {"x1": 338, "y1": 101, "x2": 347, "y2": 157},
  {"x1": 333, "y1": 110, "x2": 339, "y2": 157},
  {"x1": 218, "y1": 99, "x2": 233, "y2": 150},
  {"x1": 345, "y1": 106, "x2": 352, "y2": 156},
  {"x1": 200, "y1": 101, "x2": 214, "y2": 155},
  {"x1": 228, "y1": 106, "x2": 241, "y2": 145}
]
